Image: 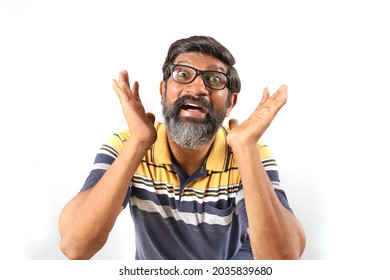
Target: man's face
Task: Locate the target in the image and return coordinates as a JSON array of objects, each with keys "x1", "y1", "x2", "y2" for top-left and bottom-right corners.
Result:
[{"x1": 161, "y1": 52, "x2": 236, "y2": 150}]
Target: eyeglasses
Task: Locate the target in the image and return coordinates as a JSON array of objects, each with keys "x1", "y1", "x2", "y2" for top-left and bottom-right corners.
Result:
[{"x1": 169, "y1": 64, "x2": 230, "y2": 90}]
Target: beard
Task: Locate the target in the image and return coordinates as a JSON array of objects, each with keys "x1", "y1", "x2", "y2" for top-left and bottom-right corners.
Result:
[{"x1": 162, "y1": 93, "x2": 228, "y2": 150}]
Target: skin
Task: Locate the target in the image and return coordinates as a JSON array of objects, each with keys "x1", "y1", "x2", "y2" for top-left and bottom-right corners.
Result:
[
  {"x1": 58, "y1": 52, "x2": 305, "y2": 260},
  {"x1": 160, "y1": 53, "x2": 237, "y2": 175},
  {"x1": 227, "y1": 86, "x2": 306, "y2": 259}
]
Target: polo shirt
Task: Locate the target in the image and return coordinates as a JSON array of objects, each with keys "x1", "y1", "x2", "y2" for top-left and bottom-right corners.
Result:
[{"x1": 81, "y1": 122, "x2": 292, "y2": 259}]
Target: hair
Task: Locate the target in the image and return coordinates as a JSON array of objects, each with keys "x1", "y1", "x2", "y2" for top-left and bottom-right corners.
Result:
[{"x1": 162, "y1": 35, "x2": 241, "y2": 94}]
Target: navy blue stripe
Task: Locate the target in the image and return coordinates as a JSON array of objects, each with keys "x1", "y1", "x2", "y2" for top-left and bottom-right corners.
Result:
[
  {"x1": 131, "y1": 206, "x2": 247, "y2": 260},
  {"x1": 94, "y1": 152, "x2": 115, "y2": 165},
  {"x1": 262, "y1": 158, "x2": 277, "y2": 165},
  {"x1": 275, "y1": 189, "x2": 292, "y2": 213},
  {"x1": 131, "y1": 185, "x2": 236, "y2": 216},
  {"x1": 131, "y1": 186, "x2": 179, "y2": 210},
  {"x1": 265, "y1": 169, "x2": 280, "y2": 182},
  {"x1": 81, "y1": 169, "x2": 105, "y2": 191},
  {"x1": 182, "y1": 186, "x2": 239, "y2": 197},
  {"x1": 140, "y1": 161, "x2": 178, "y2": 174},
  {"x1": 209, "y1": 167, "x2": 238, "y2": 175}
]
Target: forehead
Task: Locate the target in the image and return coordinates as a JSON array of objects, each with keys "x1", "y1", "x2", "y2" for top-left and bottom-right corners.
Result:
[{"x1": 174, "y1": 52, "x2": 228, "y2": 72}]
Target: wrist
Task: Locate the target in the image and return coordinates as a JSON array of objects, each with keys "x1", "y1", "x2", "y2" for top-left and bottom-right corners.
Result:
[
  {"x1": 127, "y1": 123, "x2": 157, "y2": 148},
  {"x1": 128, "y1": 134, "x2": 156, "y2": 150},
  {"x1": 227, "y1": 135, "x2": 258, "y2": 151}
]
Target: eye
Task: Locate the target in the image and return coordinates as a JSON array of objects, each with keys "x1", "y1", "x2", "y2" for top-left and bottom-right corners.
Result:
[
  {"x1": 173, "y1": 66, "x2": 194, "y2": 82},
  {"x1": 208, "y1": 76, "x2": 221, "y2": 84},
  {"x1": 177, "y1": 70, "x2": 189, "y2": 78},
  {"x1": 205, "y1": 72, "x2": 225, "y2": 86}
]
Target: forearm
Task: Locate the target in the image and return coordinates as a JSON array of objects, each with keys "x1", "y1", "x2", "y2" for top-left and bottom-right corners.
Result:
[
  {"x1": 59, "y1": 138, "x2": 151, "y2": 259},
  {"x1": 232, "y1": 143, "x2": 305, "y2": 260}
]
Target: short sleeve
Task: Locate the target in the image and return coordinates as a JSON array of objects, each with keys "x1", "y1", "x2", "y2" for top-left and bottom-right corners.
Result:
[
  {"x1": 257, "y1": 141, "x2": 292, "y2": 212},
  {"x1": 80, "y1": 130, "x2": 132, "y2": 208}
]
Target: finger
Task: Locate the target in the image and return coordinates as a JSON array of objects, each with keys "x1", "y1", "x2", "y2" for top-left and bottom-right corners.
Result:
[
  {"x1": 112, "y1": 78, "x2": 126, "y2": 101},
  {"x1": 274, "y1": 84, "x2": 288, "y2": 97},
  {"x1": 131, "y1": 81, "x2": 140, "y2": 99},
  {"x1": 112, "y1": 78, "x2": 120, "y2": 91},
  {"x1": 272, "y1": 84, "x2": 288, "y2": 106},
  {"x1": 118, "y1": 70, "x2": 132, "y2": 94},
  {"x1": 229, "y1": 118, "x2": 239, "y2": 130},
  {"x1": 260, "y1": 87, "x2": 270, "y2": 106},
  {"x1": 146, "y1": 112, "x2": 155, "y2": 124},
  {"x1": 119, "y1": 70, "x2": 128, "y2": 82}
]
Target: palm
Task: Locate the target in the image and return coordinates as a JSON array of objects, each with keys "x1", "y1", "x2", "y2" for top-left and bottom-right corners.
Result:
[
  {"x1": 227, "y1": 85, "x2": 288, "y2": 147},
  {"x1": 112, "y1": 70, "x2": 157, "y2": 144}
]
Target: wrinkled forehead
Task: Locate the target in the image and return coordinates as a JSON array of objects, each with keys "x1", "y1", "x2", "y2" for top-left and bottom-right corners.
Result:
[{"x1": 173, "y1": 52, "x2": 228, "y2": 73}]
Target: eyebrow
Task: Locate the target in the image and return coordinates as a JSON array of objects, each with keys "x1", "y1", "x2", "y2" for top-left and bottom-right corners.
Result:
[{"x1": 175, "y1": 60, "x2": 227, "y2": 72}]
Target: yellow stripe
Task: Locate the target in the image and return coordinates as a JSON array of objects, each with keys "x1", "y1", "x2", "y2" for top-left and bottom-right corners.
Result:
[
  {"x1": 257, "y1": 141, "x2": 274, "y2": 160},
  {"x1": 104, "y1": 129, "x2": 130, "y2": 154},
  {"x1": 105, "y1": 124, "x2": 275, "y2": 193}
]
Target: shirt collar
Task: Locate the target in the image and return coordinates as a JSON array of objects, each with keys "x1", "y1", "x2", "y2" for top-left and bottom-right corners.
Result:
[{"x1": 151, "y1": 122, "x2": 230, "y2": 172}]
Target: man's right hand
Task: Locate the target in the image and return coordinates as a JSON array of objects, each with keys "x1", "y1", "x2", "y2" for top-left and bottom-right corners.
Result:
[
  {"x1": 59, "y1": 71, "x2": 157, "y2": 259},
  {"x1": 112, "y1": 70, "x2": 157, "y2": 146}
]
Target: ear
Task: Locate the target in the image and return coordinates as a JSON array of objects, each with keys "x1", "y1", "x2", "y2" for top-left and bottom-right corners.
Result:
[
  {"x1": 159, "y1": 80, "x2": 166, "y2": 105},
  {"x1": 225, "y1": 93, "x2": 238, "y2": 117}
]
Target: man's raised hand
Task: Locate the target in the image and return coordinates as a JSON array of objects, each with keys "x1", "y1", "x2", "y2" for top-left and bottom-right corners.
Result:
[
  {"x1": 112, "y1": 70, "x2": 157, "y2": 145},
  {"x1": 227, "y1": 85, "x2": 288, "y2": 147}
]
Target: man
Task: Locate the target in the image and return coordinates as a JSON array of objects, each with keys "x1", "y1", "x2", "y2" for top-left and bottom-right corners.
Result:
[{"x1": 59, "y1": 35, "x2": 306, "y2": 260}]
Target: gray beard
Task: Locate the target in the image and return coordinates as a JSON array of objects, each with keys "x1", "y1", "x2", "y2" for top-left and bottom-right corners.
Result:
[{"x1": 162, "y1": 94, "x2": 228, "y2": 150}]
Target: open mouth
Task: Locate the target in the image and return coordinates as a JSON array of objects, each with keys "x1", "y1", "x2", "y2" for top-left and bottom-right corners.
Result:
[
  {"x1": 181, "y1": 103, "x2": 208, "y2": 113},
  {"x1": 180, "y1": 102, "x2": 209, "y2": 118}
]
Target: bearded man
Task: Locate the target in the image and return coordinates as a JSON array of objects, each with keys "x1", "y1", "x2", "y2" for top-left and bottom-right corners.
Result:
[{"x1": 59, "y1": 35, "x2": 306, "y2": 260}]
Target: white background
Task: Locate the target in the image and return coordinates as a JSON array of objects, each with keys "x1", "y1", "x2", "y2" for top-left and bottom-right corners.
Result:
[{"x1": 1, "y1": 0, "x2": 390, "y2": 262}]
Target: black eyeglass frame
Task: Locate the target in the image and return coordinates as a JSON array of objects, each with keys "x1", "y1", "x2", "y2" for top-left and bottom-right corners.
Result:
[{"x1": 169, "y1": 64, "x2": 231, "y2": 90}]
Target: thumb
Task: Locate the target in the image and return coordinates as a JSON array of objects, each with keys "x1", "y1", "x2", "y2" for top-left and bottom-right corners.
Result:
[
  {"x1": 146, "y1": 112, "x2": 155, "y2": 124},
  {"x1": 229, "y1": 119, "x2": 239, "y2": 130}
]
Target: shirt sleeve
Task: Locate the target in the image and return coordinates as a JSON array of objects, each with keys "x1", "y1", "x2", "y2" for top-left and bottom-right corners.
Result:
[
  {"x1": 257, "y1": 141, "x2": 293, "y2": 213},
  {"x1": 80, "y1": 130, "x2": 132, "y2": 208},
  {"x1": 233, "y1": 141, "x2": 294, "y2": 258}
]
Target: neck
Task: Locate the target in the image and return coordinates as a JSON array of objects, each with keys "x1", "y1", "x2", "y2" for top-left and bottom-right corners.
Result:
[{"x1": 168, "y1": 137, "x2": 214, "y2": 176}]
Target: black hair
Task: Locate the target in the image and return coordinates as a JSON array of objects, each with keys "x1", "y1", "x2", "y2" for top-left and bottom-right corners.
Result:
[{"x1": 162, "y1": 35, "x2": 241, "y2": 94}]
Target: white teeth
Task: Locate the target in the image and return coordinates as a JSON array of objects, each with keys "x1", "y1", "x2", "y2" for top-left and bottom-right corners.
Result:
[
  {"x1": 184, "y1": 103, "x2": 203, "y2": 110},
  {"x1": 186, "y1": 103, "x2": 200, "y2": 107},
  {"x1": 182, "y1": 102, "x2": 208, "y2": 113}
]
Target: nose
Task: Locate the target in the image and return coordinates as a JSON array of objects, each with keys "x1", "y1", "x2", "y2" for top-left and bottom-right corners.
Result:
[{"x1": 185, "y1": 74, "x2": 209, "y2": 96}]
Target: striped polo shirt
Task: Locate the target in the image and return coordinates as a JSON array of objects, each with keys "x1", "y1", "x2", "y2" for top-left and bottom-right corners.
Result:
[{"x1": 81, "y1": 122, "x2": 292, "y2": 259}]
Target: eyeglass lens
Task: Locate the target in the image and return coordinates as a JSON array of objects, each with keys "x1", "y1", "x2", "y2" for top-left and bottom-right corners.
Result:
[{"x1": 171, "y1": 65, "x2": 228, "y2": 90}]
